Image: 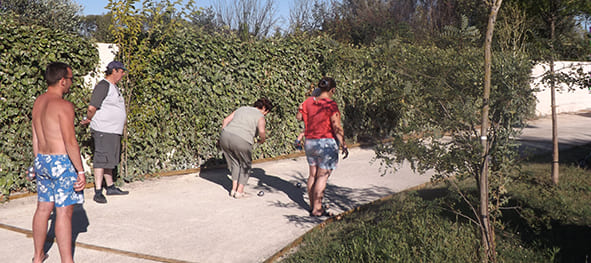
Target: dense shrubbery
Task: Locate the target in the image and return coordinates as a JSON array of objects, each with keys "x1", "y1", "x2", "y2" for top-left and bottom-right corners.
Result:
[
  {"x1": 281, "y1": 191, "x2": 551, "y2": 262},
  {"x1": 0, "y1": 15, "x2": 99, "y2": 197},
  {"x1": 120, "y1": 28, "x2": 330, "y2": 178},
  {"x1": 280, "y1": 148, "x2": 591, "y2": 262},
  {"x1": 0, "y1": 10, "x2": 534, "y2": 201}
]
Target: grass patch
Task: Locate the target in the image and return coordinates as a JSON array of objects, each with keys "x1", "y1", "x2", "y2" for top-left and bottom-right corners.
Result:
[{"x1": 277, "y1": 146, "x2": 591, "y2": 262}]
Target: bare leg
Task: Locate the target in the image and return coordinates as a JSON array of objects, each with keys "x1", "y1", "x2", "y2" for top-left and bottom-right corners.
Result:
[
  {"x1": 231, "y1": 180, "x2": 238, "y2": 193},
  {"x1": 93, "y1": 168, "x2": 104, "y2": 190},
  {"x1": 311, "y1": 168, "x2": 331, "y2": 216},
  {"x1": 54, "y1": 205, "x2": 74, "y2": 263},
  {"x1": 94, "y1": 168, "x2": 116, "y2": 189},
  {"x1": 236, "y1": 183, "x2": 245, "y2": 193},
  {"x1": 103, "y1": 168, "x2": 115, "y2": 186},
  {"x1": 307, "y1": 165, "x2": 318, "y2": 211},
  {"x1": 33, "y1": 202, "x2": 53, "y2": 263}
]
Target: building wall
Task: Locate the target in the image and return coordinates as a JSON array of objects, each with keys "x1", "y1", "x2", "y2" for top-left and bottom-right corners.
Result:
[
  {"x1": 532, "y1": 61, "x2": 591, "y2": 116},
  {"x1": 83, "y1": 43, "x2": 118, "y2": 88}
]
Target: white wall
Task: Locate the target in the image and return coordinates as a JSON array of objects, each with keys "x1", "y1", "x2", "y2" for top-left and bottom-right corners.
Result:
[
  {"x1": 83, "y1": 43, "x2": 118, "y2": 89},
  {"x1": 532, "y1": 61, "x2": 591, "y2": 116}
]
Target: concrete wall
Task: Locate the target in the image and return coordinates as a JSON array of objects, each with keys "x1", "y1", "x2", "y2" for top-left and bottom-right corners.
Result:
[{"x1": 532, "y1": 61, "x2": 591, "y2": 116}]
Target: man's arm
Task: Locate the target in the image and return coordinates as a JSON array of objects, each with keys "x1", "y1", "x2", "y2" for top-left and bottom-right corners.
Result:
[
  {"x1": 32, "y1": 123, "x2": 39, "y2": 157},
  {"x1": 60, "y1": 101, "x2": 86, "y2": 191},
  {"x1": 81, "y1": 81, "x2": 108, "y2": 125},
  {"x1": 80, "y1": 105, "x2": 97, "y2": 125}
]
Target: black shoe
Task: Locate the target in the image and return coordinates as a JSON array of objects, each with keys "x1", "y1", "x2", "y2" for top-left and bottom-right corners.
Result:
[
  {"x1": 106, "y1": 185, "x2": 129, "y2": 195},
  {"x1": 93, "y1": 192, "x2": 107, "y2": 204}
]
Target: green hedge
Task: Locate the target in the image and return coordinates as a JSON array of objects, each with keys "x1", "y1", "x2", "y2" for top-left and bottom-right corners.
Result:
[
  {"x1": 118, "y1": 28, "x2": 330, "y2": 179},
  {"x1": 0, "y1": 17, "x2": 534, "y2": 199},
  {"x1": 0, "y1": 15, "x2": 99, "y2": 198}
]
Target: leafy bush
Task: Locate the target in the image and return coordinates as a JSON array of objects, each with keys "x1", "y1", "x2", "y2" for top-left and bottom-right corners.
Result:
[
  {"x1": 506, "y1": 163, "x2": 591, "y2": 262},
  {"x1": 115, "y1": 26, "x2": 332, "y2": 179},
  {"x1": 281, "y1": 192, "x2": 552, "y2": 262},
  {"x1": 0, "y1": 15, "x2": 99, "y2": 199}
]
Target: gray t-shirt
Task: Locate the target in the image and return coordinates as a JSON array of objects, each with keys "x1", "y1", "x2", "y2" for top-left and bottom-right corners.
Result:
[
  {"x1": 89, "y1": 79, "x2": 126, "y2": 135},
  {"x1": 222, "y1": 106, "x2": 263, "y2": 145}
]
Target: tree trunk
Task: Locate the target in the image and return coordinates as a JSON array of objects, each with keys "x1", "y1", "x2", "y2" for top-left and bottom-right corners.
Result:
[
  {"x1": 550, "y1": 16, "x2": 559, "y2": 185},
  {"x1": 480, "y1": 0, "x2": 502, "y2": 262}
]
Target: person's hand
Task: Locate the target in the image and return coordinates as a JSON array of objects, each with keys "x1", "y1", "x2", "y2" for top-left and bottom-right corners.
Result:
[
  {"x1": 294, "y1": 139, "x2": 303, "y2": 150},
  {"x1": 80, "y1": 117, "x2": 90, "y2": 126},
  {"x1": 74, "y1": 172, "x2": 86, "y2": 192},
  {"x1": 342, "y1": 145, "x2": 349, "y2": 159},
  {"x1": 25, "y1": 166, "x2": 35, "y2": 181}
]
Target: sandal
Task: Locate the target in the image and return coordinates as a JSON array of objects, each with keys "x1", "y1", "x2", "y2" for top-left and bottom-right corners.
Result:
[
  {"x1": 233, "y1": 192, "x2": 249, "y2": 199},
  {"x1": 309, "y1": 209, "x2": 334, "y2": 217},
  {"x1": 32, "y1": 254, "x2": 48, "y2": 262}
]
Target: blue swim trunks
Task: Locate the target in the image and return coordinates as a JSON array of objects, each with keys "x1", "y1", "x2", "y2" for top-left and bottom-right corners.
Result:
[
  {"x1": 304, "y1": 138, "x2": 339, "y2": 170},
  {"x1": 34, "y1": 154, "x2": 84, "y2": 207}
]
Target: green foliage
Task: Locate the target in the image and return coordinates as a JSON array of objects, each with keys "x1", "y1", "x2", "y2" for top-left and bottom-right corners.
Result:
[
  {"x1": 502, "y1": 157, "x2": 591, "y2": 262},
  {"x1": 508, "y1": 0, "x2": 591, "y2": 60},
  {"x1": 510, "y1": 164, "x2": 591, "y2": 230},
  {"x1": 0, "y1": 0, "x2": 83, "y2": 33},
  {"x1": 440, "y1": 14, "x2": 482, "y2": 48},
  {"x1": 281, "y1": 155, "x2": 591, "y2": 262},
  {"x1": 115, "y1": 22, "x2": 330, "y2": 178},
  {"x1": 0, "y1": 14, "x2": 99, "y2": 199},
  {"x1": 369, "y1": 40, "x2": 535, "y2": 252},
  {"x1": 373, "y1": 43, "x2": 534, "y2": 178},
  {"x1": 281, "y1": 191, "x2": 551, "y2": 262},
  {"x1": 80, "y1": 14, "x2": 115, "y2": 42}
]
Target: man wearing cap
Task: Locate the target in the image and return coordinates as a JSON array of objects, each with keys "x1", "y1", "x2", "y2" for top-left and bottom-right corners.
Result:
[{"x1": 81, "y1": 61, "x2": 129, "y2": 203}]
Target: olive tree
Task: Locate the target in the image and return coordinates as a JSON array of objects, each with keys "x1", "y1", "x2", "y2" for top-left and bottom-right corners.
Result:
[{"x1": 0, "y1": 0, "x2": 83, "y2": 33}]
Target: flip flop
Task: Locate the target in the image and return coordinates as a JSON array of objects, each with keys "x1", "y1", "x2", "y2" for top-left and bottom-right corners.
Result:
[{"x1": 32, "y1": 254, "x2": 48, "y2": 262}]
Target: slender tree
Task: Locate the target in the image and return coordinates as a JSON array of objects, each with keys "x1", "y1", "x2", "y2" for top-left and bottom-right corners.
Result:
[
  {"x1": 0, "y1": 0, "x2": 82, "y2": 33},
  {"x1": 213, "y1": 0, "x2": 278, "y2": 39},
  {"x1": 510, "y1": 0, "x2": 591, "y2": 185},
  {"x1": 480, "y1": 0, "x2": 503, "y2": 261}
]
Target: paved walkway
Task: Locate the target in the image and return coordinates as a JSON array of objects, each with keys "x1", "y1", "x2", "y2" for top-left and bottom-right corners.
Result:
[{"x1": 2, "y1": 113, "x2": 591, "y2": 263}]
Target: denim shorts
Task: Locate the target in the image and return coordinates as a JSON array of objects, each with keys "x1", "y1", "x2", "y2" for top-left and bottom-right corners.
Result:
[
  {"x1": 304, "y1": 138, "x2": 339, "y2": 170},
  {"x1": 34, "y1": 154, "x2": 84, "y2": 207}
]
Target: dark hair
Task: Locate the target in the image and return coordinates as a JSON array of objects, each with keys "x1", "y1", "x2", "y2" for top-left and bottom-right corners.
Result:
[
  {"x1": 45, "y1": 62, "x2": 71, "y2": 86},
  {"x1": 105, "y1": 67, "x2": 122, "y2": 76},
  {"x1": 105, "y1": 68, "x2": 115, "y2": 76},
  {"x1": 318, "y1": 77, "x2": 336, "y2": 92},
  {"x1": 253, "y1": 98, "x2": 274, "y2": 112}
]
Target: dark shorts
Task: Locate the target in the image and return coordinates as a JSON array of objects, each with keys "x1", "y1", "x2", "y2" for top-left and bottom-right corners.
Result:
[{"x1": 91, "y1": 129, "x2": 121, "y2": 169}]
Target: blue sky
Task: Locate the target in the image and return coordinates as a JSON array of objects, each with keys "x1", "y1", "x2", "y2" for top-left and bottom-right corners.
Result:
[{"x1": 75, "y1": 0, "x2": 294, "y2": 28}]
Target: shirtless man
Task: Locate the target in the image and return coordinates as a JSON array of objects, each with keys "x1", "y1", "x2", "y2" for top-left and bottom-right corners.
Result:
[{"x1": 31, "y1": 62, "x2": 86, "y2": 263}]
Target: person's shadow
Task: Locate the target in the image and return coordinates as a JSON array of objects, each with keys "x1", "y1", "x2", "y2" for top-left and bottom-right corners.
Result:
[
  {"x1": 250, "y1": 168, "x2": 309, "y2": 211},
  {"x1": 199, "y1": 167, "x2": 309, "y2": 211},
  {"x1": 198, "y1": 167, "x2": 233, "y2": 195},
  {"x1": 44, "y1": 204, "x2": 89, "y2": 257}
]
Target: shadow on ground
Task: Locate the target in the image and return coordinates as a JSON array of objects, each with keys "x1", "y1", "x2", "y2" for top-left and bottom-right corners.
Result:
[
  {"x1": 198, "y1": 166, "x2": 396, "y2": 226},
  {"x1": 44, "y1": 204, "x2": 89, "y2": 257}
]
